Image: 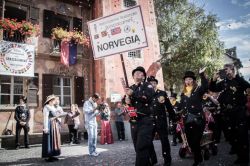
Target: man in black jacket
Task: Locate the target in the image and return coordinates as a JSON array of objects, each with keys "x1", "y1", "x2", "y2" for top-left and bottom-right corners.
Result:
[
  {"x1": 125, "y1": 66, "x2": 155, "y2": 166},
  {"x1": 209, "y1": 63, "x2": 249, "y2": 165},
  {"x1": 147, "y1": 76, "x2": 175, "y2": 166},
  {"x1": 14, "y1": 96, "x2": 30, "y2": 149}
]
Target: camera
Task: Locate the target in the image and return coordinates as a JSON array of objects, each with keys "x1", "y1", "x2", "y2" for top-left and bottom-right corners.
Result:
[
  {"x1": 218, "y1": 69, "x2": 226, "y2": 79},
  {"x1": 97, "y1": 104, "x2": 106, "y2": 111}
]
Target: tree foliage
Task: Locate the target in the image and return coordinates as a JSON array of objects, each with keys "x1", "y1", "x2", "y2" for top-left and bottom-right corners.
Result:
[{"x1": 154, "y1": 0, "x2": 224, "y2": 91}]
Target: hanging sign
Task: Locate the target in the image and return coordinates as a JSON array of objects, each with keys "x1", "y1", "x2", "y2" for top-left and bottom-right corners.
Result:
[
  {"x1": 88, "y1": 5, "x2": 148, "y2": 59},
  {"x1": 0, "y1": 41, "x2": 35, "y2": 77}
]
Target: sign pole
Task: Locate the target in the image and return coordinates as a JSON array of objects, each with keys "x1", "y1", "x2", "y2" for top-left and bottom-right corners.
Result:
[{"x1": 120, "y1": 53, "x2": 129, "y2": 87}]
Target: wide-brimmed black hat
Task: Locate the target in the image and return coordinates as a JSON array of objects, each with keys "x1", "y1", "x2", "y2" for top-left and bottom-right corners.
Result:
[
  {"x1": 132, "y1": 66, "x2": 146, "y2": 77},
  {"x1": 147, "y1": 76, "x2": 158, "y2": 84},
  {"x1": 170, "y1": 93, "x2": 177, "y2": 99},
  {"x1": 183, "y1": 71, "x2": 196, "y2": 80}
]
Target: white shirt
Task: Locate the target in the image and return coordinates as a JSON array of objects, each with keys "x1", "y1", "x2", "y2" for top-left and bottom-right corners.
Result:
[{"x1": 83, "y1": 97, "x2": 99, "y2": 126}]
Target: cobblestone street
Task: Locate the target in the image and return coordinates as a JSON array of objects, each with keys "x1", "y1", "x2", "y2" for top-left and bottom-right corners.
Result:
[{"x1": 0, "y1": 136, "x2": 240, "y2": 166}]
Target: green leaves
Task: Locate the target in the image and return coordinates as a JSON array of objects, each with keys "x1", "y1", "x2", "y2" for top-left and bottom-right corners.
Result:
[{"x1": 154, "y1": 0, "x2": 224, "y2": 90}]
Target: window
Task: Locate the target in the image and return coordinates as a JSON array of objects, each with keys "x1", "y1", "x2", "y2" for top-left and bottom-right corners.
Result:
[
  {"x1": 123, "y1": 0, "x2": 137, "y2": 8},
  {"x1": 43, "y1": 74, "x2": 83, "y2": 107},
  {"x1": 0, "y1": 76, "x2": 23, "y2": 106},
  {"x1": 128, "y1": 50, "x2": 141, "y2": 58},
  {"x1": 43, "y1": 9, "x2": 82, "y2": 38},
  {"x1": 3, "y1": 2, "x2": 39, "y2": 43},
  {"x1": 53, "y1": 77, "x2": 71, "y2": 107}
]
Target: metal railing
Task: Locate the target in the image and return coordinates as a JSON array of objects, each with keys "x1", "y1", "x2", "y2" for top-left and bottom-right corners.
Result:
[{"x1": 2, "y1": 30, "x2": 26, "y2": 43}]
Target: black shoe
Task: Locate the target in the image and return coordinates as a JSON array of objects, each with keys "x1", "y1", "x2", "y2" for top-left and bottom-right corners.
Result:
[
  {"x1": 164, "y1": 161, "x2": 171, "y2": 166},
  {"x1": 25, "y1": 145, "x2": 30, "y2": 149},
  {"x1": 164, "y1": 157, "x2": 172, "y2": 166},
  {"x1": 45, "y1": 158, "x2": 55, "y2": 162},
  {"x1": 50, "y1": 156, "x2": 59, "y2": 161},
  {"x1": 73, "y1": 141, "x2": 80, "y2": 144},
  {"x1": 192, "y1": 162, "x2": 199, "y2": 166}
]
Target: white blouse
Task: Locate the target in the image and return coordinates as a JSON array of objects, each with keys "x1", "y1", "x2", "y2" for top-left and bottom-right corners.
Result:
[{"x1": 43, "y1": 105, "x2": 57, "y2": 131}]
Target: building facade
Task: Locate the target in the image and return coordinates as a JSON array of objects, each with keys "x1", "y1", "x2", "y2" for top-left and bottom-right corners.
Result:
[{"x1": 0, "y1": 0, "x2": 163, "y2": 139}]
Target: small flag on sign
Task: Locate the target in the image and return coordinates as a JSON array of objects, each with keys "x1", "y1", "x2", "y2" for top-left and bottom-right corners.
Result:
[
  {"x1": 101, "y1": 31, "x2": 107, "y2": 37},
  {"x1": 111, "y1": 27, "x2": 121, "y2": 35}
]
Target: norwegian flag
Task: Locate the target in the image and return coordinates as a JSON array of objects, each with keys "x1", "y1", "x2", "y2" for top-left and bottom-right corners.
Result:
[
  {"x1": 60, "y1": 41, "x2": 69, "y2": 66},
  {"x1": 111, "y1": 27, "x2": 121, "y2": 35}
]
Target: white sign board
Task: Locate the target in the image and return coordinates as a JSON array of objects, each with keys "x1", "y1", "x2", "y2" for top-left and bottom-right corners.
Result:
[
  {"x1": 111, "y1": 93, "x2": 122, "y2": 102},
  {"x1": 88, "y1": 5, "x2": 148, "y2": 59},
  {"x1": 0, "y1": 41, "x2": 35, "y2": 77}
]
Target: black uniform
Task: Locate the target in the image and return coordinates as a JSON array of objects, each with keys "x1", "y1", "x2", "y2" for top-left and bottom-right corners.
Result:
[
  {"x1": 151, "y1": 89, "x2": 175, "y2": 165},
  {"x1": 129, "y1": 81, "x2": 155, "y2": 166},
  {"x1": 171, "y1": 101, "x2": 182, "y2": 145},
  {"x1": 209, "y1": 75, "x2": 250, "y2": 164},
  {"x1": 14, "y1": 105, "x2": 30, "y2": 148},
  {"x1": 179, "y1": 73, "x2": 208, "y2": 165}
]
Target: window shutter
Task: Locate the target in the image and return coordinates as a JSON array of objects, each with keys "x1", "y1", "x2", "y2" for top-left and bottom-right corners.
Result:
[
  {"x1": 73, "y1": 17, "x2": 82, "y2": 31},
  {"x1": 30, "y1": 7, "x2": 39, "y2": 24},
  {"x1": 28, "y1": 73, "x2": 39, "y2": 107},
  {"x1": 43, "y1": 10, "x2": 54, "y2": 38},
  {"x1": 74, "y1": 76, "x2": 84, "y2": 106},
  {"x1": 42, "y1": 74, "x2": 54, "y2": 104},
  {"x1": 0, "y1": 0, "x2": 3, "y2": 18}
]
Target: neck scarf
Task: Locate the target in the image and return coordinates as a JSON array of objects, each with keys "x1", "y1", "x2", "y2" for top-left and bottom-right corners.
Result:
[{"x1": 184, "y1": 86, "x2": 193, "y2": 97}]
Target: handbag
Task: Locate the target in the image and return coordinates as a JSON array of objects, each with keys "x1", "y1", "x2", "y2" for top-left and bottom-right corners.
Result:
[{"x1": 184, "y1": 113, "x2": 202, "y2": 124}]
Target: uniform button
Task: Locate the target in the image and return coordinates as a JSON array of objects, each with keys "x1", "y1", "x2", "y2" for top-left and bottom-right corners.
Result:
[
  {"x1": 191, "y1": 106, "x2": 194, "y2": 108},
  {"x1": 136, "y1": 101, "x2": 138, "y2": 104},
  {"x1": 153, "y1": 99, "x2": 155, "y2": 101},
  {"x1": 233, "y1": 98, "x2": 235, "y2": 100},
  {"x1": 154, "y1": 104, "x2": 156, "y2": 106},
  {"x1": 145, "y1": 104, "x2": 148, "y2": 106},
  {"x1": 185, "y1": 107, "x2": 187, "y2": 109}
]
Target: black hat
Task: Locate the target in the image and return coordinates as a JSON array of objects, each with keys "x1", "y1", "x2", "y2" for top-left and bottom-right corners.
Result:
[
  {"x1": 93, "y1": 93, "x2": 101, "y2": 99},
  {"x1": 132, "y1": 66, "x2": 146, "y2": 77},
  {"x1": 147, "y1": 76, "x2": 158, "y2": 84},
  {"x1": 170, "y1": 93, "x2": 177, "y2": 99},
  {"x1": 19, "y1": 95, "x2": 27, "y2": 103},
  {"x1": 183, "y1": 71, "x2": 196, "y2": 80}
]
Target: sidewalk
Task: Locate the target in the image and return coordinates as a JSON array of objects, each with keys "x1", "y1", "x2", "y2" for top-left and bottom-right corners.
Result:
[{"x1": 0, "y1": 139, "x2": 237, "y2": 166}]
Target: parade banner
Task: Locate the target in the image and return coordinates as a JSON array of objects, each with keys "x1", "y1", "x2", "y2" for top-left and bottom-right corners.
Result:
[
  {"x1": 88, "y1": 5, "x2": 148, "y2": 59},
  {"x1": 0, "y1": 41, "x2": 35, "y2": 77}
]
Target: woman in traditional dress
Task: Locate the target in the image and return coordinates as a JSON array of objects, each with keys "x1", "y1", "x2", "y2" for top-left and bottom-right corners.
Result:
[
  {"x1": 42, "y1": 94, "x2": 63, "y2": 162},
  {"x1": 100, "y1": 103, "x2": 114, "y2": 145}
]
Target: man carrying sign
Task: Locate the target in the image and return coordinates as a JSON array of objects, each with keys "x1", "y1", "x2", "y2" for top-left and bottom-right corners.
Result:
[{"x1": 125, "y1": 66, "x2": 155, "y2": 166}]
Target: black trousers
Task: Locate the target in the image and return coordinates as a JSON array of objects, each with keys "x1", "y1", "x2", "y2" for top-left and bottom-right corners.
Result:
[
  {"x1": 223, "y1": 107, "x2": 249, "y2": 163},
  {"x1": 15, "y1": 123, "x2": 29, "y2": 146},
  {"x1": 115, "y1": 121, "x2": 125, "y2": 140},
  {"x1": 185, "y1": 120, "x2": 205, "y2": 164},
  {"x1": 130, "y1": 117, "x2": 154, "y2": 166},
  {"x1": 68, "y1": 125, "x2": 78, "y2": 143},
  {"x1": 153, "y1": 119, "x2": 171, "y2": 162}
]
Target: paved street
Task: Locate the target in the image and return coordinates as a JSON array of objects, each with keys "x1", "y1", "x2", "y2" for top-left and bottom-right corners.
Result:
[{"x1": 0, "y1": 136, "x2": 241, "y2": 166}]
